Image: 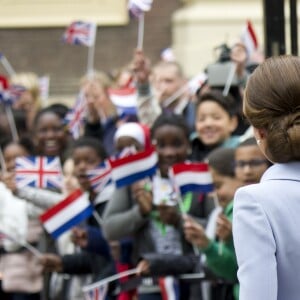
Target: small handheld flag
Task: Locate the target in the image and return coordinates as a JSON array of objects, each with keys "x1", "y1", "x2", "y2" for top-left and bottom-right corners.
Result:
[
  {"x1": 128, "y1": 0, "x2": 153, "y2": 18},
  {"x1": 83, "y1": 268, "x2": 138, "y2": 299},
  {"x1": 108, "y1": 87, "x2": 137, "y2": 117},
  {"x1": 128, "y1": 0, "x2": 153, "y2": 50},
  {"x1": 63, "y1": 21, "x2": 96, "y2": 47},
  {"x1": 188, "y1": 72, "x2": 208, "y2": 95},
  {"x1": 158, "y1": 276, "x2": 180, "y2": 300},
  {"x1": 84, "y1": 282, "x2": 108, "y2": 300},
  {"x1": 40, "y1": 189, "x2": 93, "y2": 239},
  {"x1": 65, "y1": 91, "x2": 86, "y2": 139},
  {"x1": 163, "y1": 72, "x2": 207, "y2": 108},
  {"x1": 170, "y1": 162, "x2": 214, "y2": 195},
  {"x1": 109, "y1": 147, "x2": 157, "y2": 188},
  {"x1": 241, "y1": 20, "x2": 258, "y2": 58},
  {"x1": 87, "y1": 160, "x2": 113, "y2": 194},
  {"x1": 15, "y1": 156, "x2": 63, "y2": 190}
]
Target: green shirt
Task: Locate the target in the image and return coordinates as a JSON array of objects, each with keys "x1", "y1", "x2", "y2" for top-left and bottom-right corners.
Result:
[{"x1": 200, "y1": 201, "x2": 239, "y2": 300}]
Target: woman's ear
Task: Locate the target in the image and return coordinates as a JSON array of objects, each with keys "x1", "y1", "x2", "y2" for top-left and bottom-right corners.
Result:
[{"x1": 253, "y1": 127, "x2": 266, "y2": 141}]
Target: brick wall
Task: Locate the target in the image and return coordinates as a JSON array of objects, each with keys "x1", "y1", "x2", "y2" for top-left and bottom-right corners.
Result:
[{"x1": 0, "y1": 0, "x2": 181, "y2": 101}]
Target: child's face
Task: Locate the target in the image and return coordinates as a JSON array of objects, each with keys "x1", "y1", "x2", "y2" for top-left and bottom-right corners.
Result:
[
  {"x1": 115, "y1": 136, "x2": 143, "y2": 153},
  {"x1": 195, "y1": 100, "x2": 237, "y2": 146},
  {"x1": 210, "y1": 167, "x2": 242, "y2": 208},
  {"x1": 73, "y1": 146, "x2": 103, "y2": 191},
  {"x1": 153, "y1": 124, "x2": 190, "y2": 177},
  {"x1": 35, "y1": 112, "x2": 67, "y2": 157},
  {"x1": 63, "y1": 158, "x2": 80, "y2": 195},
  {"x1": 3, "y1": 143, "x2": 29, "y2": 172},
  {"x1": 235, "y1": 145, "x2": 269, "y2": 185}
]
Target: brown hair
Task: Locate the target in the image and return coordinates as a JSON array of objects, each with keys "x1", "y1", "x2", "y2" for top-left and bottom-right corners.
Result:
[
  {"x1": 196, "y1": 89, "x2": 238, "y2": 117},
  {"x1": 243, "y1": 55, "x2": 300, "y2": 163}
]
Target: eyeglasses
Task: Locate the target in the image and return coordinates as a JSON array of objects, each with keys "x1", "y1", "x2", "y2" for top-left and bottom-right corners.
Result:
[{"x1": 235, "y1": 159, "x2": 268, "y2": 169}]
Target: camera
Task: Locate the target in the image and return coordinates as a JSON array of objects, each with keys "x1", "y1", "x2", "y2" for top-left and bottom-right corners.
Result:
[{"x1": 206, "y1": 44, "x2": 239, "y2": 87}]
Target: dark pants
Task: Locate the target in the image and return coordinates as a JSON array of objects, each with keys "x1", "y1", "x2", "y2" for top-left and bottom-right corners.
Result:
[
  {"x1": 11, "y1": 293, "x2": 40, "y2": 300},
  {"x1": 138, "y1": 293, "x2": 161, "y2": 300}
]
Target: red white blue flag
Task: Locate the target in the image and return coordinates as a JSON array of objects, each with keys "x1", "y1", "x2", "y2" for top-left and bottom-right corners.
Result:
[
  {"x1": 15, "y1": 156, "x2": 63, "y2": 190},
  {"x1": 65, "y1": 91, "x2": 86, "y2": 139},
  {"x1": 108, "y1": 87, "x2": 137, "y2": 117},
  {"x1": 112, "y1": 146, "x2": 137, "y2": 160},
  {"x1": 188, "y1": 72, "x2": 207, "y2": 94},
  {"x1": 128, "y1": 0, "x2": 153, "y2": 18},
  {"x1": 241, "y1": 20, "x2": 258, "y2": 57},
  {"x1": 40, "y1": 189, "x2": 93, "y2": 239},
  {"x1": 170, "y1": 162, "x2": 214, "y2": 195},
  {"x1": 84, "y1": 283, "x2": 108, "y2": 300},
  {"x1": 109, "y1": 147, "x2": 157, "y2": 188},
  {"x1": 158, "y1": 276, "x2": 180, "y2": 300},
  {"x1": 63, "y1": 21, "x2": 97, "y2": 47},
  {"x1": 87, "y1": 160, "x2": 113, "y2": 194},
  {"x1": 0, "y1": 75, "x2": 26, "y2": 105}
]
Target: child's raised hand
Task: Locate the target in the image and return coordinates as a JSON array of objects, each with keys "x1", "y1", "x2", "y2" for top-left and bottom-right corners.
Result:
[
  {"x1": 216, "y1": 213, "x2": 232, "y2": 241},
  {"x1": 136, "y1": 259, "x2": 150, "y2": 276},
  {"x1": 131, "y1": 179, "x2": 153, "y2": 216},
  {"x1": 71, "y1": 226, "x2": 88, "y2": 248},
  {"x1": 131, "y1": 49, "x2": 151, "y2": 84},
  {"x1": 39, "y1": 253, "x2": 63, "y2": 273},
  {"x1": 183, "y1": 215, "x2": 210, "y2": 248}
]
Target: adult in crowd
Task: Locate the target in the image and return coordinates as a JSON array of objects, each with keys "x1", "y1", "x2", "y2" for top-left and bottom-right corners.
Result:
[
  {"x1": 132, "y1": 50, "x2": 196, "y2": 132},
  {"x1": 233, "y1": 55, "x2": 300, "y2": 300}
]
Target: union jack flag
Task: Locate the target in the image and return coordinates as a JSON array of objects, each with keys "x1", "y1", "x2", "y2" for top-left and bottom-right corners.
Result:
[
  {"x1": 0, "y1": 75, "x2": 26, "y2": 105},
  {"x1": 128, "y1": 0, "x2": 153, "y2": 18},
  {"x1": 87, "y1": 160, "x2": 112, "y2": 194},
  {"x1": 15, "y1": 156, "x2": 63, "y2": 190},
  {"x1": 84, "y1": 283, "x2": 108, "y2": 300},
  {"x1": 62, "y1": 21, "x2": 97, "y2": 47},
  {"x1": 65, "y1": 90, "x2": 86, "y2": 139}
]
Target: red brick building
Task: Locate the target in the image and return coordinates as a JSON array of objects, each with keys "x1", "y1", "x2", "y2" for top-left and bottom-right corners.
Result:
[{"x1": 0, "y1": 1, "x2": 181, "y2": 100}]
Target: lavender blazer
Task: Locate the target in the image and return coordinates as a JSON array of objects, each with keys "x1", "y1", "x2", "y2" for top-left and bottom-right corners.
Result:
[{"x1": 233, "y1": 162, "x2": 300, "y2": 300}]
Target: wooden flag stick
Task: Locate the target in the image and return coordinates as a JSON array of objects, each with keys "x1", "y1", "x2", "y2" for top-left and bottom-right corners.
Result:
[
  {"x1": 87, "y1": 24, "x2": 97, "y2": 78},
  {"x1": 137, "y1": 13, "x2": 145, "y2": 50},
  {"x1": 92, "y1": 210, "x2": 103, "y2": 227},
  {"x1": 0, "y1": 147, "x2": 7, "y2": 173},
  {"x1": 87, "y1": 44, "x2": 96, "y2": 78},
  {"x1": 0, "y1": 54, "x2": 16, "y2": 76},
  {"x1": 82, "y1": 268, "x2": 138, "y2": 292},
  {"x1": 5, "y1": 106, "x2": 19, "y2": 142},
  {"x1": 0, "y1": 228, "x2": 42, "y2": 257},
  {"x1": 223, "y1": 62, "x2": 237, "y2": 96}
]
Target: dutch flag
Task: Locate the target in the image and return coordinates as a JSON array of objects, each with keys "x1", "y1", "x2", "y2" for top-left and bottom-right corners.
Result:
[
  {"x1": 109, "y1": 147, "x2": 158, "y2": 188},
  {"x1": 158, "y1": 276, "x2": 180, "y2": 300},
  {"x1": 170, "y1": 162, "x2": 214, "y2": 195},
  {"x1": 108, "y1": 87, "x2": 137, "y2": 117},
  {"x1": 40, "y1": 189, "x2": 93, "y2": 239}
]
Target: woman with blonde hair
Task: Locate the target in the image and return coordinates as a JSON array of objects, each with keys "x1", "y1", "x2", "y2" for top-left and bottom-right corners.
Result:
[
  {"x1": 233, "y1": 55, "x2": 300, "y2": 300},
  {"x1": 10, "y1": 72, "x2": 42, "y2": 130}
]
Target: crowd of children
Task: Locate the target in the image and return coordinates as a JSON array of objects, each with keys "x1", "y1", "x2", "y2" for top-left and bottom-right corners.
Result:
[{"x1": 0, "y1": 41, "x2": 269, "y2": 300}]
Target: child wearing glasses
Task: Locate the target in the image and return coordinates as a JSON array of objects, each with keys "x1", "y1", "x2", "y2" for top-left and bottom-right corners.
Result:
[{"x1": 234, "y1": 137, "x2": 271, "y2": 186}]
